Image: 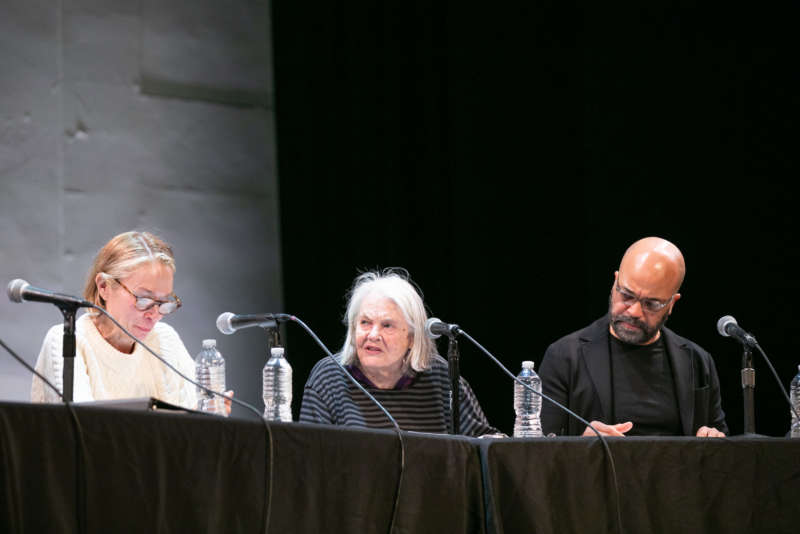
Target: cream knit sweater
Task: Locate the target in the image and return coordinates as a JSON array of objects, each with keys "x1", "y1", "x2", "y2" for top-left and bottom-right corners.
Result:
[{"x1": 31, "y1": 313, "x2": 198, "y2": 410}]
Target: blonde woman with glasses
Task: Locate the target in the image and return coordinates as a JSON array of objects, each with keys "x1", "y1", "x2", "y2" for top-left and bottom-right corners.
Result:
[{"x1": 31, "y1": 231, "x2": 198, "y2": 409}]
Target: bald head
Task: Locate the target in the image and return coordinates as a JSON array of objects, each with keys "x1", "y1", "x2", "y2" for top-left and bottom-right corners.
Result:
[{"x1": 619, "y1": 237, "x2": 685, "y2": 294}]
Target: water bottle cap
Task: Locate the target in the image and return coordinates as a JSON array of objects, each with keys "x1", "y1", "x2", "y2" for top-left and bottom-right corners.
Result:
[
  {"x1": 202, "y1": 339, "x2": 217, "y2": 349},
  {"x1": 271, "y1": 346, "x2": 285, "y2": 356},
  {"x1": 522, "y1": 360, "x2": 534, "y2": 370}
]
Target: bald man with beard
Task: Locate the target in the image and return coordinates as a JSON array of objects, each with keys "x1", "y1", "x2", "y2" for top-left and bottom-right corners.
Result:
[{"x1": 539, "y1": 237, "x2": 728, "y2": 437}]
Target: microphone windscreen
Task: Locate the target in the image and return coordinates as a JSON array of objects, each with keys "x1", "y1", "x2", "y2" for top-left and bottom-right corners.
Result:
[
  {"x1": 716, "y1": 315, "x2": 736, "y2": 337},
  {"x1": 216, "y1": 312, "x2": 236, "y2": 335},
  {"x1": 425, "y1": 317, "x2": 442, "y2": 339},
  {"x1": 7, "y1": 279, "x2": 28, "y2": 303}
]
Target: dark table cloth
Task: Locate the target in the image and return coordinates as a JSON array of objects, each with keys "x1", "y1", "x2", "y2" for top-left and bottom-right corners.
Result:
[{"x1": 2, "y1": 401, "x2": 798, "y2": 534}]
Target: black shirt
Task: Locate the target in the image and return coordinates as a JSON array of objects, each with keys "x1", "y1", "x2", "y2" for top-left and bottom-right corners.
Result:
[{"x1": 609, "y1": 335, "x2": 682, "y2": 436}]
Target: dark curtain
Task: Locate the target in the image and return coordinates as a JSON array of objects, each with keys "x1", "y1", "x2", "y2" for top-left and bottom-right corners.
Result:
[{"x1": 272, "y1": 2, "x2": 800, "y2": 436}]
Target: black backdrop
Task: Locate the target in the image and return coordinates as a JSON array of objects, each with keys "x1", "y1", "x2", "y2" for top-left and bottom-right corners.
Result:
[{"x1": 270, "y1": 3, "x2": 799, "y2": 436}]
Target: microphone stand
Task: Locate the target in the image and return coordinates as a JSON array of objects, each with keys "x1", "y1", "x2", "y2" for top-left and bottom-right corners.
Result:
[
  {"x1": 262, "y1": 322, "x2": 281, "y2": 351},
  {"x1": 59, "y1": 305, "x2": 79, "y2": 402},
  {"x1": 741, "y1": 345, "x2": 756, "y2": 434},
  {"x1": 447, "y1": 333, "x2": 460, "y2": 435}
]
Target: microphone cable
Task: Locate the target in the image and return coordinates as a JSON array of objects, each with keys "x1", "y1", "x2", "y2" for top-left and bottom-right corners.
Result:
[
  {"x1": 753, "y1": 343, "x2": 800, "y2": 423},
  {"x1": 90, "y1": 305, "x2": 275, "y2": 534},
  {"x1": 0, "y1": 335, "x2": 88, "y2": 534},
  {"x1": 286, "y1": 315, "x2": 406, "y2": 534},
  {"x1": 457, "y1": 329, "x2": 625, "y2": 534}
]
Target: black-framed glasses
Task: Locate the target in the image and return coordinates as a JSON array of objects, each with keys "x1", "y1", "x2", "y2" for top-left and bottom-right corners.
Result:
[
  {"x1": 614, "y1": 282, "x2": 674, "y2": 314},
  {"x1": 115, "y1": 278, "x2": 182, "y2": 315}
]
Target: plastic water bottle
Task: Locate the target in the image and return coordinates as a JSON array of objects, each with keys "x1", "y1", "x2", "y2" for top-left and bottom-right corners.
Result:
[
  {"x1": 263, "y1": 346, "x2": 292, "y2": 421},
  {"x1": 195, "y1": 339, "x2": 227, "y2": 416},
  {"x1": 790, "y1": 365, "x2": 800, "y2": 438},
  {"x1": 513, "y1": 360, "x2": 543, "y2": 437}
]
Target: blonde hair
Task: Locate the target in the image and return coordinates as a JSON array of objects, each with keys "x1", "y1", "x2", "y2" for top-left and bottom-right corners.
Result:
[
  {"x1": 339, "y1": 268, "x2": 436, "y2": 372},
  {"x1": 83, "y1": 231, "x2": 176, "y2": 309}
]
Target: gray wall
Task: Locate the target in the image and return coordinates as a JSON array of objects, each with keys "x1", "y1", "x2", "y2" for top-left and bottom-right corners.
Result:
[{"x1": 0, "y1": 0, "x2": 281, "y2": 416}]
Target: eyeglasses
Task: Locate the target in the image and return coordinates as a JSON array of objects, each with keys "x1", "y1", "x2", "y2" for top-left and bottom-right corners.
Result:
[
  {"x1": 614, "y1": 282, "x2": 674, "y2": 314},
  {"x1": 114, "y1": 278, "x2": 182, "y2": 315}
]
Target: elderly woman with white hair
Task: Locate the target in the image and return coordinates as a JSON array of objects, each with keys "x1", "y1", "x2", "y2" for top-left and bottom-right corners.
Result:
[{"x1": 299, "y1": 269, "x2": 498, "y2": 436}]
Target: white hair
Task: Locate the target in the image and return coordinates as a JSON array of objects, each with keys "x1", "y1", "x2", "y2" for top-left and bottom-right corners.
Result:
[{"x1": 339, "y1": 269, "x2": 435, "y2": 371}]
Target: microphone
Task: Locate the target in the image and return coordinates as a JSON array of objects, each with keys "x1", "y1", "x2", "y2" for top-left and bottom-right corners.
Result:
[
  {"x1": 425, "y1": 317, "x2": 461, "y2": 339},
  {"x1": 7, "y1": 279, "x2": 91, "y2": 309},
  {"x1": 216, "y1": 311, "x2": 290, "y2": 335},
  {"x1": 717, "y1": 315, "x2": 758, "y2": 347}
]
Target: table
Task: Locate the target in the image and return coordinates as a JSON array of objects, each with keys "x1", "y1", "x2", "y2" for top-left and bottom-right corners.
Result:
[{"x1": 1, "y1": 402, "x2": 798, "y2": 533}]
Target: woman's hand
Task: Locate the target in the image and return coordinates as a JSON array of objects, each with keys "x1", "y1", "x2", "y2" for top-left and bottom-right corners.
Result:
[{"x1": 224, "y1": 390, "x2": 234, "y2": 415}]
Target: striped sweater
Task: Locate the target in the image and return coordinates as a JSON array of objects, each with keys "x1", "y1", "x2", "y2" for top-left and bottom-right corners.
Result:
[{"x1": 299, "y1": 354, "x2": 498, "y2": 436}]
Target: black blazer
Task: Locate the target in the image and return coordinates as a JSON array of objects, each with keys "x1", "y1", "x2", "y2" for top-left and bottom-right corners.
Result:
[{"x1": 539, "y1": 315, "x2": 728, "y2": 436}]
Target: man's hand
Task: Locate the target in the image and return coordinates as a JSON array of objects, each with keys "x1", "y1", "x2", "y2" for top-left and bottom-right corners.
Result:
[
  {"x1": 695, "y1": 426, "x2": 725, "y2": 438},
  {"x1": 582, "y1": 421, "x2": 634, "y2": 437}
]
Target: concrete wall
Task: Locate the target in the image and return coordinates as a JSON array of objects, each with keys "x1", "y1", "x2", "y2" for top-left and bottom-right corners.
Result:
[{"x1": 0, "y1": 0, "x2": 281, "y2": 416}]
